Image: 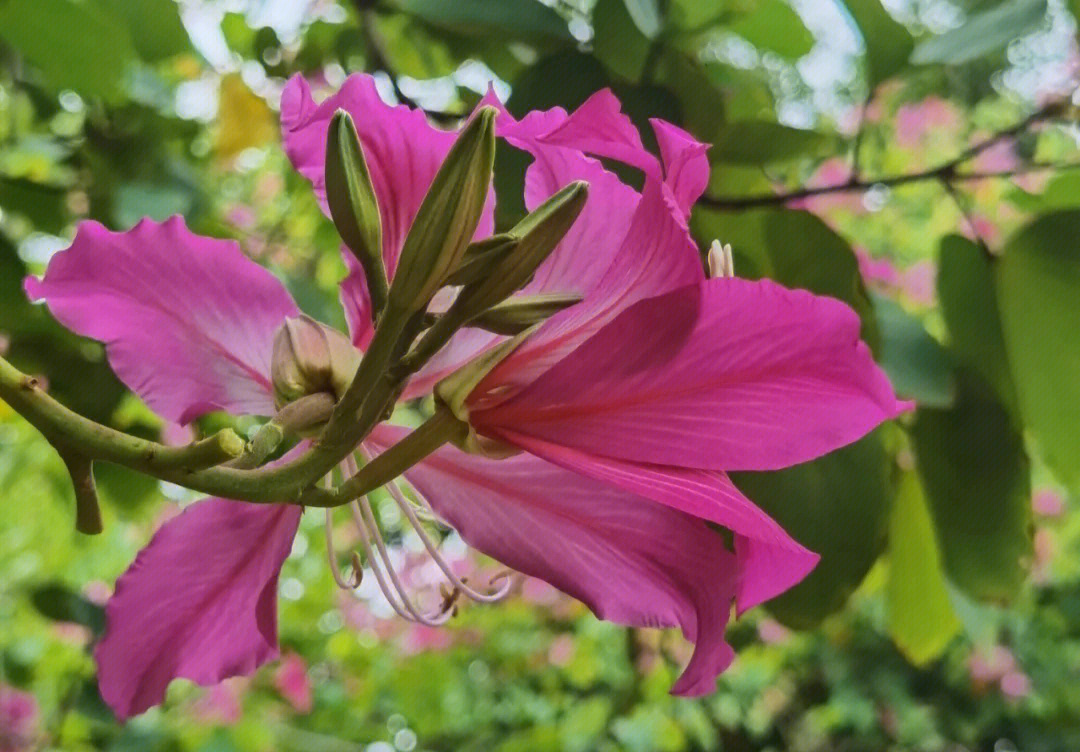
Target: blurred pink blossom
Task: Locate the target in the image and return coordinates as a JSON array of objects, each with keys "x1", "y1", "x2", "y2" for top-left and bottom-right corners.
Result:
[
  {"x1": 1000, "y1": 670, "x2": 1032, "y2": 699},
  {"x1": 273, "y1": 653, "x2": 313, "y2": 713},
  {"x1": 192, "y1": 680, "x2": 243, "y2": 725},
  {"x1": 787, "y1": 158, "x2": 864, "y2": 215},
  {"x1": 971, "y1": 140, "x2": 1019, "y2": 175},
  {"x1": 0, "y1": 686, "x2": 38, "y2": 752},
  {"x1": 894, "y1": 97, "x2": 961, "y2": 148},
  {"x1": 401, "y1": 624, "x2": 455, "y2": 655},
  {"x1": 756, "y1": 618, "x2": 792, "y2": 645},
  {"x1": 547, "y1": 634, "x2": 575, "y2": 667},
  {"x1": 1032, "y1": 488, "x2": 1065, "y2": 518}
]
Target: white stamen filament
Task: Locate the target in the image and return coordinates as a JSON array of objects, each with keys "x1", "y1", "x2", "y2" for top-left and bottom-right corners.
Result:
[{"x1": 323, "y1": 451, "x2": 520, "y2": 627}]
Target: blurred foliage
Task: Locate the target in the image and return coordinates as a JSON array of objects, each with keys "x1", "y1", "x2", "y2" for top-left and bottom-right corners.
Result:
[{"x1": 2, "y1": 0, "x2": 1080, "y2": 749}]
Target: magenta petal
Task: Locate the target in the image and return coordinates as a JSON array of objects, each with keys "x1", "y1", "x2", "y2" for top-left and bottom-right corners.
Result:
[
  {"x1": 478, "y1": 277, "x2": 902, "y2": 471},
  {"x1": 539, "y1": 89, "x2": 661, "y2": 180},
  {"x1": 94, "y1": 499, "x2": 300, "y2": 719},
  {"x1": 651, "y1": 119, "x2": 710, "y2": 215},
  {"x1": 490, "y1": 428, "x2": 818, "y2": 614},
  {"x1": 24, "y1": 217, "x2": 297, "y2": 423},
  {"x1": 366, "y1": 425, "x2": 738, "y2": 696},
  {"x1": 280, "y1": 74, "x2": 495, "y2": 347},
  {"x1": 473, "y1": 180, "x2": 703, "y2": 406}
]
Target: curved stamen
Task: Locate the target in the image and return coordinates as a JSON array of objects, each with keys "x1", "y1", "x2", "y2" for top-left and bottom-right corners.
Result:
[
  {"x1": 343, "y1": 454, "x2": 453, "y2": 626},
  {"x1": 322, "y1": 472, "x2": 363, "y2": 590},
  {"x1": 383, "y1": 477, "x2": 515, "y2": 603}
]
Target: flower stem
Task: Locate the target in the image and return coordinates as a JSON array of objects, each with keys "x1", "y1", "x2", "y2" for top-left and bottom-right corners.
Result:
[{"x1": 299, "y1": 407, "x2": 466, "y2": 508}]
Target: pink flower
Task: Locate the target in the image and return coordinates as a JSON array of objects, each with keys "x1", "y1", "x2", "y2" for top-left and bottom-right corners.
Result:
[
  {"x1": 191, "y1": 680, "x2": 243, "y2": 725},
  {"x1": 272, "y1": 653, "x2": 313, "y2": 713},
  {"x1": 894, "y1": 96, "x2": 960, "y2": 148},
  {"x1": 787, "y1": 158, "x2": 864, "y2": 215},
  {"x1": 1032, "y1": 488, "x2": 1065, "y2": 518},
  {"x1": 0, "y1": 686, "x2": 38, "y2": 752},
  {"x1": 24, "y1": 73, "x2": 902, "y2": 717}
]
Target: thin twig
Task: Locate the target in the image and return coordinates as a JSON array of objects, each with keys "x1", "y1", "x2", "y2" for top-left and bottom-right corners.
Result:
[
  {"x1": 701, "y1": 102, "x2": 1069, "y2": 211},
  {"x1": 354, "y1": 3, "x2": 464, "y2": 124},
  {"x1": 940, "y1": 178, "x2": 992, "y2": 258}
]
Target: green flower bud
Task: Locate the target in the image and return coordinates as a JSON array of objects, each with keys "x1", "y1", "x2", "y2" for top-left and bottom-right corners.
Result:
[
  {"x1": 271, "y1": 315, "x2": 360, "y2": 409},
  {"x1": 326, "y1": 110, "x2": 388, "y2": 319},
  {"x1": 387, "y1": 106, "x2": 497, "y2": 316}
]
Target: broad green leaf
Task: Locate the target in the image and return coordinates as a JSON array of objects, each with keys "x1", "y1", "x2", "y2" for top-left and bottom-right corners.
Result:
[
  {"x1": 656, "y1": 51, "x2": 726, "y2": 142},
  {"x1": 937, "y1": 235, "x2": 1018, "y2": 419},
  {"x1": 1008, "y1": 171, "x2": 1080, "y2": 213},
  {"x1": 98, "y1": 0, "x2": 190, "y2": 61},
  {"x1": 0, "y1": 0, "x2": 136, "y2": 100},
  {"x1": 30, "y1": 583, "x2": 106, "y2": 635},
  {"x1": 910, "y1": 0, "x2": 1048, "y2": 66},
  {"x1": 395, "y1": 0, "x2": 572, "y2": 44},
  {"x1": 729, "y1": 0, "x2": 814, "y2": 60},
  {"x1": 874, "y1": 295, "x2": 955, "y2": 408},
  {"x1": 912, "y1": 372, "x2": 1032, "y2": 601},
  {"x1": 997, "y1": 211, "x2": 1080, "y2": 491},
  {"x1": 622, "y1": 0, "x2": 663, "y2": 38},
  {"x1": 842, "y1": 0, "x2": 913, "y2": 86},
  {"x1": 114, "y1": 181, "x2": 194, "y2": 229},
  {"x1": 732, "y1": 431, "x2": 894, "y2": 629},
  {"x1": 711, "y1": 120, "x2": 833, "y2": 165},
  {"x1": 694, "y1": 208, "x2": 879, "y2": 349},
  {"x1": 593, "y1": 0, "x2": 652, "y2": 80},
  {"x1": 668, "y1": 0, "x2": 728, "y2": 31},
  {"x1": 0, "y1": 176, "x2": 68, "y2": 234},
  {"x1": 887, "y1": 472, "x2": 962, "y2": 665},
  {"x1": 373, "y1": 14, "x2": 458, "y2": 79}
]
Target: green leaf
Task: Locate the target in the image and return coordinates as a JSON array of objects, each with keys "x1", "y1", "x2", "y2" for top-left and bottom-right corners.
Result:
[
  {"x1": 711, "y1": 120, "x2": 833, "y2": 165},
  {"x1": 874, "y1": 295, "x2": 955, "y2": 408},
  {"x1": 910, "y1": 0, "x2": 1048, "y2": 66},
  {"x1": 30, "y1": 583, "x2": 106, "y2": 635},
  {"x1": 732, "y1": 431, "x2": 894, "y2": 629},
  {"x1": 0, "y1": 0, "x2": 137, "y2": 100},
  {"x1": 656, "y1": 51, "x2": 726, "y2": 142},
  {"x1": 395, "y1": 0, "x2": 572, "y2": 44},
  {"x1": 693, "y1": 208, "x2": 879, "y2": 349},
  {"x1": 996, "y1": 211, "x2": 1080, "y2": 491},
  {"x1": 937, "y1": 235, "x2": 1018, "y2": 419},
  {"x1": 729, "y1": 0, "x2": 814, "y2": 60},
  {"x1": 887, "y1": 472, "x2": 962, "y2": 665},
  {"x1": 593, "y1": 0, "x2": 652, "y2": 81},
  {"x1": 98, "y1": 0, "x2": 190, "y2": 61},
  {"x1": 912, "y1": 371, "x2": 1032, "y2": 601},
  {"x1": 841, "y1": 0, "x2": 913, "y2": 86},
  {"x1": 622, "y1": 0, "x2": 663, "y2": 38},
  {"x1": 1008, "y1": 171, "x2": 1080, "y2": 213},
  {"x1": 0, "y1": 177, "x2": 68, "y2": 234}
]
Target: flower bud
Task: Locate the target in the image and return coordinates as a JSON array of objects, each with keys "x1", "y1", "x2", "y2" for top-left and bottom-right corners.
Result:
[
  {"x1": 326, "y1": 110, "x2": 388, "y2": 318},
  {"x1": 271, "y1": 315, "x2": 360, "y2": 408},
  {"x1": 387, "y1": 106, "x2": 497, "y2": 316}
]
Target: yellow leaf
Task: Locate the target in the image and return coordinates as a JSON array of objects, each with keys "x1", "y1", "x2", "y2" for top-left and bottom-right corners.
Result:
[{"x1": 215, "y1": 74, "x2": 275, "y2": 160}]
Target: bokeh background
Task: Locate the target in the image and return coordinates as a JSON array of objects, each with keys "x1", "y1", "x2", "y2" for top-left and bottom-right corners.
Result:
[{"x1": 3, "y1": 0, "x2": 1080, "y2": 750}]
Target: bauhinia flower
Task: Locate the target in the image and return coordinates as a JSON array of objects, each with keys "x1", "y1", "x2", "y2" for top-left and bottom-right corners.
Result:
[{"x1": 23, "y1": 73, "x2": 904, "y2": 720}]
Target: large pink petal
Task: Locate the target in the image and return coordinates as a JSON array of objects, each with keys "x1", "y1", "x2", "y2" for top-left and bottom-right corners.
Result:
[
  {"x1": 470, "y1": 180, "x2": 704, "y2": 408},
  {"x1": 488, "y1": 428, "x2": 818, "y2": 614},
  {"x1": 24, "y1": 217, "x2": 297, "y2": 423},
  {"x1": 95, "y1": 499, "x2": 301, "y2": 719},
  {"x1": 476, "y1": 277, "x2": 902, "y2": 471},
  {"x1": 366, "y1": 424, "x2": 737, "y2": 696},
  {"x1": 651, "y1": 119, "x2": 710, "y2": 215},
  {"x1": 281, "y1": 74, "x2": 495, "y2": 348},
  {"x1": 538, "y1": 89, "x2": 660, "y2": 180}
]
